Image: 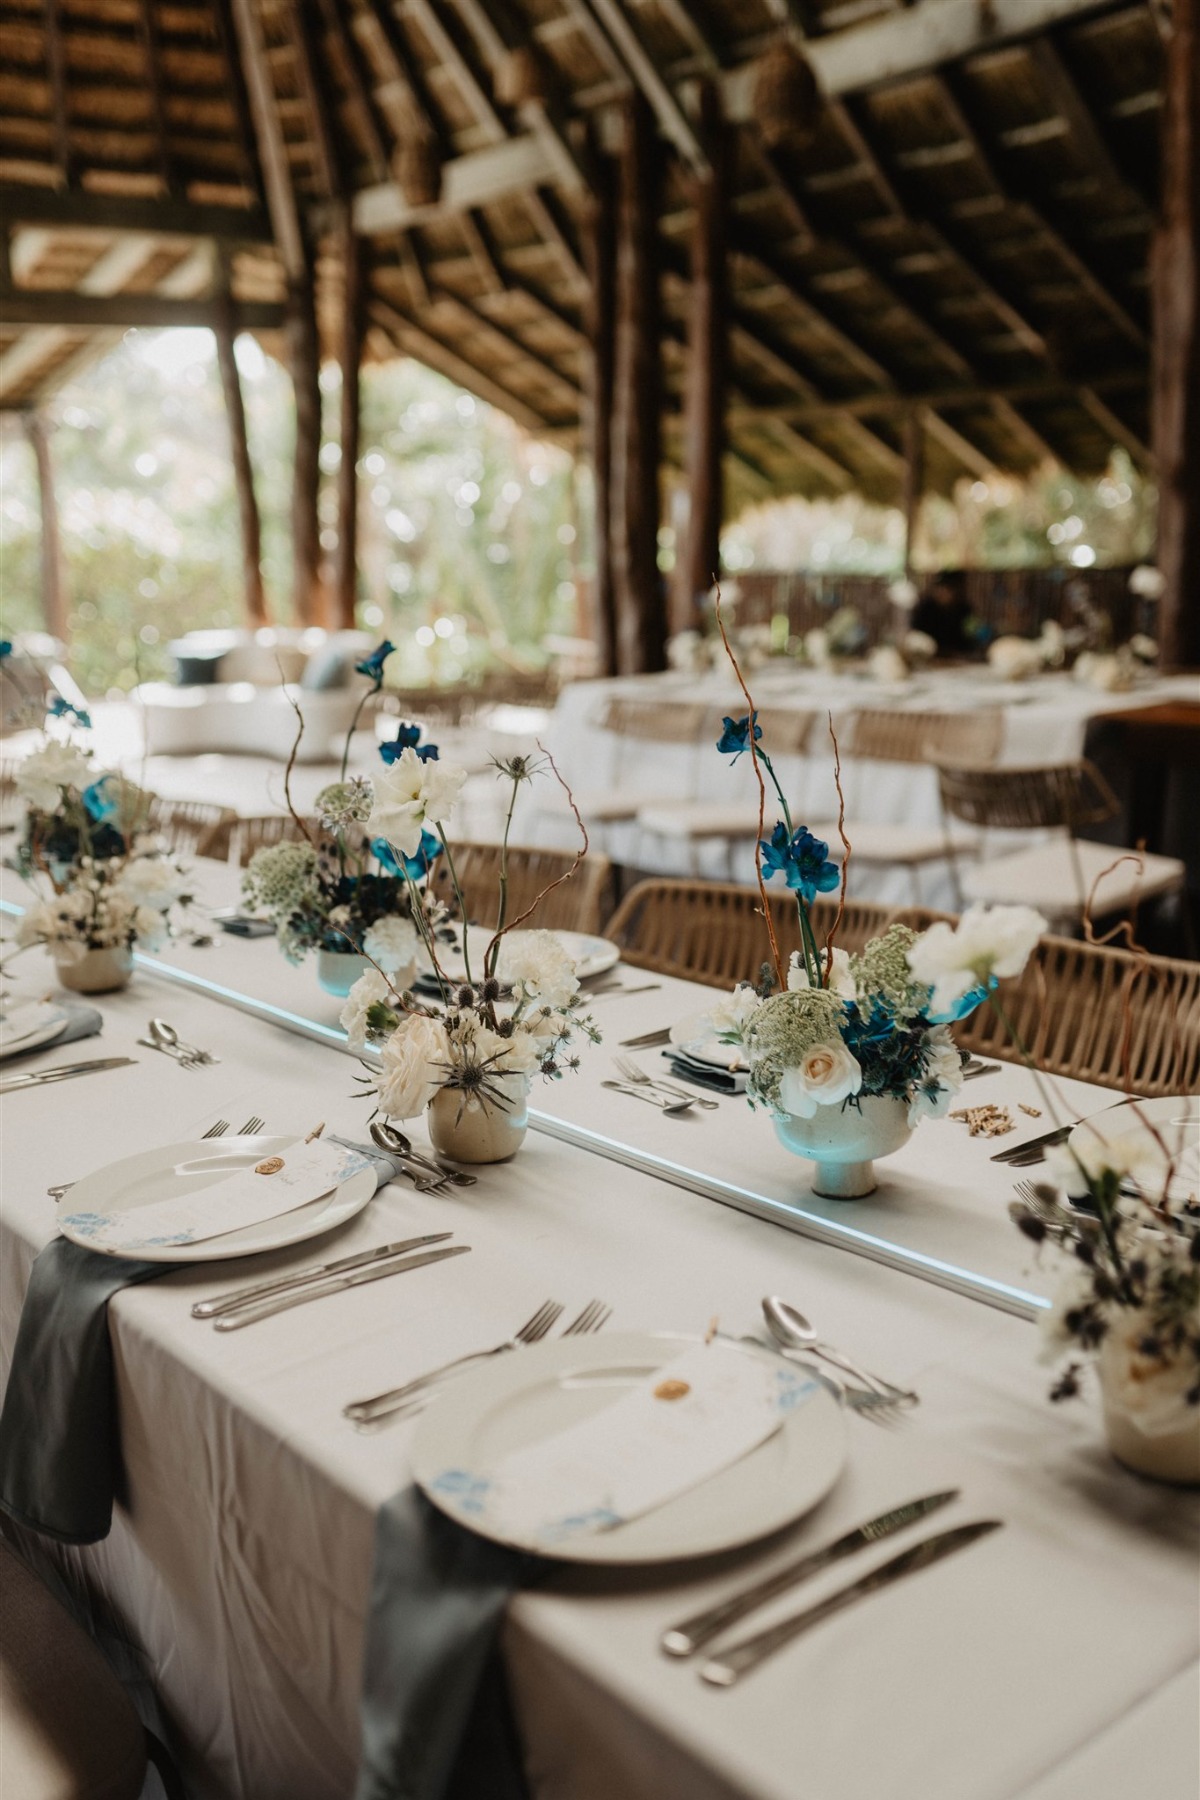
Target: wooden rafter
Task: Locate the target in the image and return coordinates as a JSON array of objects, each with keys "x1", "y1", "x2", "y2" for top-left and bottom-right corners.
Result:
[
  {"x1": 42, "y1": 0, "x2": 73, "y2": 190},
  {"x1": 134, "y1": 0, "x2": 176, "y2": 194}
]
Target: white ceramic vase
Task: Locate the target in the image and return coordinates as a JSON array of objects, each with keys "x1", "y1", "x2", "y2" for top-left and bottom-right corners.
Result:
[
  {"x1": 55, "y1": 946, "x2": 133, "y2": 994},
  {"x1": 1102, "y1": 1393, "x2": 1200, "y2": 1488},
  {"x1": 772, "y1": 1093, "x2": 913, "y2": 1198},
  {"x1": 426, "y1": 1074, "x2": 531, "y2": 1165},
  {"x1": 316, "y1": 949, "x2": 370, "y2": 997}
]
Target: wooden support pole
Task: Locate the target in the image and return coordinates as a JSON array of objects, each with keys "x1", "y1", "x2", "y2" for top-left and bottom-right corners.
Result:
[
  {"x1": 901, "y1": 410, "x2": 925, "y2": 577},
  {"x1": 213, "y1": 271, "x2": 267, "y2": 628},
  {"x1": 287, "y1": 271, "x2": 324, "y2": 627},
  {"x1": 611, "y1": 95, "x2": 665, "y2": 675},
  {"x1": 1153, "y1": 0, "x2": 1200, "y2": 670},
  {"x1": 25, "y1": 413, "x2": 67, "y2": 645},
  {"x1": 583, "y1": 145, "x2": 618, "y2": 677},
  {"x1": 673, "y1": 82, "x2": 728, "y2": 636},
  {"x1": 335, "y1": 218, "x2": 366, "y2": 631}
]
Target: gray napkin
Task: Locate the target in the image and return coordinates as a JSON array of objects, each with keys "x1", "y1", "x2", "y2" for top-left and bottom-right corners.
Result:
[
  {"x1": 357, "y1": 1487, "x2": 540, "y2": 1800},
  {"x1": 0, "y1": 1137, "x2": 398, "y2": 1546},
  {"x1": 3, "y1": 1000, "x2": 102, "y2": 1065}
]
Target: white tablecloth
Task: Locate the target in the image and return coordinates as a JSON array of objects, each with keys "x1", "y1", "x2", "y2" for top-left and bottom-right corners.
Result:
[{"x1": 1, "y1": 910, "x2": 1197, "y2": 1800}]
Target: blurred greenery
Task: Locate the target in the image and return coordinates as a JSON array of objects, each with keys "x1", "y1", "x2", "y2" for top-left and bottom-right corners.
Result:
[{"x1": 0, "y1": 324, "x2": 1156, "y2": 697}]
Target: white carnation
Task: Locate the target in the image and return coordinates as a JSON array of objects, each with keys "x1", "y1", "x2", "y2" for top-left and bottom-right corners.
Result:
[
  {"x1": 376, "y1": 1012, "x2": 451, "y2": 1120},
  {"x1": 499, "y1": 930, "x2": 580, "y2": 1010},
  {"x1": 362, "y1": 914, "x2": 420, "y2": 979},
  {"x1": 132, "y1": 906, "x2": 168, "y2": 952},
  {"x1": 367, "y1": 748, "x2": 468, "y2": 855},
  {"x1": 1045, "y1": 1129, "x2": 1170, "y2": 1199},
  {"x1": 117, "y1": 856, "x2": 186, "y2": 912},
  {"x1": 340, "y1": 967, "x2": 392, "y2": 1051},
  {"x1": 16, "y1": 742, "x2": 91, "y2": 811}
]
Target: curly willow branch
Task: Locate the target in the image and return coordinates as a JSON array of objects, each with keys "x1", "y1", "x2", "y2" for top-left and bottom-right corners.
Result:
[
  {"x1": 277, "y1": 658, "x2": 315, "y2": 846},
  {"x1": 483, "y1": 743, "x2": 589, "y2": 958},
  {"x1": 823, "y1": 712, "x2": 851, "y2": 975},
  {"x1": 714, "y1": 585, "x2": 785, "y2": 989}
]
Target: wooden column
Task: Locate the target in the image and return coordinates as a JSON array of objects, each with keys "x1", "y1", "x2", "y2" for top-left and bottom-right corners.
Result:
[
  {"x1": 25, "y1": 413, "x2": 67, "y2": 643},
  {"x1": 1153, "y1": 0, "x2": 1200, "y2": 670},
  {"x1": 286, "y1": 270, "x2": 323, "y2": 626},
  {"x1": 334, "y1": 217, "x2": 365, "y2": 630},
  {"x1": 901, "y1": 410, "x2": 925, "y2": 577},
  {"x1": 611, "y1": 95, "x2": 665, "y2": 675},
  {"x1": 583, "y1": 146, "x2": 618, "y2": 677},
  {"x1": 672, "y1": 83, "x2": 728, "y2": 637},
  {"x1": 213, "y1": 265, "x2": 267, "y2": 627}
]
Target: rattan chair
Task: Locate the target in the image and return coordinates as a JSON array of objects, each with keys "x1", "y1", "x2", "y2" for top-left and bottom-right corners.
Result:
[
  {"x1": 937, "y1": 760, "x2": 1187, "y2": 928},
  {"x1": 141, "y1": 796, "x2": 237, "y2": 859},
  {"x1": 805, "y1": 708, "x2": 1004, "y2": 905},
  {"x1": 432, "y1": 842, "x2": 613, "y2": 935},
  {"x1": 202, "y1": 812, "x2": 317, "y2": 866},
  {"x1": 604, "y1": 877, "x2": 897, "y2": 986}
]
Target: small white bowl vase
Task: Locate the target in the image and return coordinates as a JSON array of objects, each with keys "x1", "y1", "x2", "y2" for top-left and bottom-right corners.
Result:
[
  {"x1": 316, "y1": 949, "x2": 370, "y2": 997},
  {"x1": 772, "y1": 1093, "x2": 913, "y2": 1198},
  {"x1": 426, "y1": 1074, "x2": 531, "y2": 1165},
  {"x1": 1102, "y1": 1393, "x2": 1200, "y2": 1488},
  {"x1": 55, "y1": 947, "x2": 134, "y2": 994}
]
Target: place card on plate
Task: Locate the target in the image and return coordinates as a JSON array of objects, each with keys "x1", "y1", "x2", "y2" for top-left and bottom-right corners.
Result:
[
  {"x1": 59, "y1": 1139, "x2": 371, "y2": 1251},
  {"x1": 428, "y1": 1342, "x2": 816, "y2": 1546}
]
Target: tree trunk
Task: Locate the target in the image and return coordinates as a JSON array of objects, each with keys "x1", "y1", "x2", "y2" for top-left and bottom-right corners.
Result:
[
  {"x1": 611, "y1": 95, "x2": 665, "y2": 675},
  {"x1": 213, "y1": 284, "x2": 267, "y2": 627},
  {"x1": 334, "y1": 218, "x2": 365, "y2": 631},
  {"x1": 287, "y1": 269, "x2": 323, "y2": 627},
  {"x1": 583, "y1": 145, "x2": 618, "y2": 677},
  {"x1": 901, "y1": 410, "x2": 925, "y2": 577},
  {"x1": 25, "y1": 413, "x2": 68, "y2": 644},
  {"x1": 1153, "y1": 0, "x2": 1200, "y2": 670}
]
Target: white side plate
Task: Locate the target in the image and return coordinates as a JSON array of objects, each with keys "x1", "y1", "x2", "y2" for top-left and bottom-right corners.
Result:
[{"x1": 0, "y1": 1002, "x2": 70, "y2": 1060}]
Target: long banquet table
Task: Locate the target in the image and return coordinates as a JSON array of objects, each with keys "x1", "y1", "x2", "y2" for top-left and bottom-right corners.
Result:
[{"x1": 1, "y1": 862, "x2": 1198, "y2": 1800}]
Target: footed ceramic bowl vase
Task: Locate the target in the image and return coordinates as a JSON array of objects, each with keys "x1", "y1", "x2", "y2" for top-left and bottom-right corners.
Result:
[
  {"x1": 316, "y1": 949, "x2": 371, "y2": 997},
  {"x1": 772, "y1": 1093, "x2": 913, "y2": 1199},
  {"x1": 1102, "y1": 1388, "x2": 1200, "y2": 1488},
  {"x1": 55, "y1": 946, "x2": 133, "y2": 995},
  {"x1": 427, "y1": 1074, "x2": 531, "y2": 1165}
]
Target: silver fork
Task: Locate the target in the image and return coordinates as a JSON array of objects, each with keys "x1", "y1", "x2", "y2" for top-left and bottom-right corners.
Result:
[
  {"x1": 344, "y1": 1298, "x2": 564, "y2": 1425},
  {"x1": 238, "y1": 1116, "x2": 265, "y2": 1135},
  {"x1": 614, "y1": 1055, "x2": 719, "y2": 1111},
  {"x1": 600, "y1": 1080, "x2": 695, "y2": 1116},
  {"x1": 47, "y1": 1116, "x2": 231, "y2": 1201},
  {"x1": 1010, "y1": 1177, "x2": 1075, "y2": 1234},
  {"x1": 561, "y1": 1298, "x2": 612, "y2": 1337}
]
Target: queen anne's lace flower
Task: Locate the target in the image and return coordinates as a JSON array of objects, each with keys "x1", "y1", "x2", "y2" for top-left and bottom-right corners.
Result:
[
  {"x1": 315, "y1": 778, "x2": 373, "y2": 830},
  {"x1": 242, "y1": 841, "x2": 319, "y2": 919}
]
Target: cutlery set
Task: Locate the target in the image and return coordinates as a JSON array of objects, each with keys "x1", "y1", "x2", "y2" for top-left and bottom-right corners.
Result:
[
  {"x1": 1, "y1": 1055, "x2": 137, "y2": 1095},
  {"x1": 369, "y1": 1119, "x2": 478, "y2": 1194},
  {"x1": 137, "y1": 1017, "x2": 219, "y2": 1069},
  {"x1": 196, "y1": 1236, "x2": 472, "y2": 1330}
]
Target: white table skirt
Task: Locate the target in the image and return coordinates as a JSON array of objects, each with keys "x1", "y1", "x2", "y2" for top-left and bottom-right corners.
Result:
[{"x1": 1, "y1": 935, "x2": 1197, "y2": 1799}]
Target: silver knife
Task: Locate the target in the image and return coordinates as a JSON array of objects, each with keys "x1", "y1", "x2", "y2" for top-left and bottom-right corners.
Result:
[
  {"x1": 700, "y1": 1520, "x2": 1002, "y2": 1686},
  {"x1": 212, "y1": 1243, "x2": 471, "y2": 1331},
  {"x1": 0, "y1": 1056, "x2": 137, "y2": 1094},
  {"x1": 661, "y1": 1490, "x2": 959, "y2": 1658},
  {"x1": 192, "y1": 1232, "x2": 454, "y2": 1319}
]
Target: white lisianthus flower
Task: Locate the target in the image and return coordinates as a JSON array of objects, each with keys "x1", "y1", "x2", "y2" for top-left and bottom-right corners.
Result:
[
  {"x1": 16, "y1": 742, "x2": 91, "y2": 811},
  {"x1": 499, "y1": 930, "x2": 580, "y2": 1010},
  {"x1": 1045, "y1": 1130, "x2": 1170, "y2": 1199},
  {"x1": 362, "y1": 914, "x2": 420, "y2": 980},
  {"x1": 340, "y1": 967, "x2": 392, "y2": 1051},
  {"x1": 787, "y1": 947, "x2": 856, "y2": 1001},
  {"x1": 1097, "y1": 1309, "x2": 1200, "y2": 1438},
  {"x1": 417, "y1": 758, "x2": 468, "y2": 826},
  {"x1": 778, "y1": 1040, "x2": 862, "y2": 1119},
  {"x1": 376, "y1": 1012, "x2": 451, "y2": 1120},
  {"x1": 709, "y1": 983, "x2": 762, "y2": 1037},
  {"x1": 117, "y1": 856, "x2": 186, "y2": 912},
  {"x1": 493, "y1": 1029, "x2": 542, "y2": 1076},
  {"x1": 367, "y1": 749, "x2": 427, "y2": 857},
  {"x1": 906, "y1": 904, "x2": 1047, "y2": 1019}
]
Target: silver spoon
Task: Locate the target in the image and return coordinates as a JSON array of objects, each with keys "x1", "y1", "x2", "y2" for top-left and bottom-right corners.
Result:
[
  {"x1": 762, "y1": 1296, "x2": 917, "y2": 1403},
  {"x1": 601, "y1": 1079, "x2": 694, "y2": 1116},
  {"x1": 149, "y1": 1018, "x2": 214, "y2": 1065},
  {"x1": 370, "y1": 1120, "x2": 477, "y2": 1186}
]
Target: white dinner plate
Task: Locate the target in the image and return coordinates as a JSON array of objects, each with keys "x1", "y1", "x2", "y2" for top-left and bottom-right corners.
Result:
[
  {"x1": 1065, "y1": 1096, "x2": 1199, "y2": 1207},
  {"x1": 428, "y1": 927, "x2": 620, "y2": 986},
  {"x1": 413, "y1": 1331, "x2": 845, "y2": 1564},
  {"x1": 57, "y1": 1135, "x2": 378, "y2": 1262},
  {"x1": 669, "y1": 1011, "x2": 750, "y2": 1072},
  {"x1": 0, "y1": 1002, "x2": 70, "y2": 1060}
]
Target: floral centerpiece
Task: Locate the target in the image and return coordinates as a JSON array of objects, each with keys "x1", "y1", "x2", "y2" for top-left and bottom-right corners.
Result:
[
  {"x1": 240, "y1": 643, "x2": 448, "y2": 996},
  {"x1": 706, "y1": 615, "x2": 1046, "y2": 1197},
  {"x1": 10, "y1": 704, "x2": 193, "y2": 993},
  {"x1": 339, "y1": 752, "x2": 600, "y2": 1164}
]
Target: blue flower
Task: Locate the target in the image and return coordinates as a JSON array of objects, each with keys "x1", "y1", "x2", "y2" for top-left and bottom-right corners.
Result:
[
  {"x1": 716, "y1": 713, "x2": 762, "y2": 760},
  {"x1": 0, "y1": 640, "x2": 12, "y2": 660},
  {"x1": 380, "y1": 722, "x2": 440, "y2": 764},
  {"x1": 49, "y1": 695, "x2": 91, "y2": 729},
  {"x1": 760, "y1": 824, "x2": 841, "y2": 902},
  {"x1": 414, "y1": 742, "x2": 439, "y2": 762},
  {"x1": 83, "y1": 776, "x2": 117, "y2": 822},
  {"x1": 926, "y1": 980, "x2": 992, "y2": 1026},
  {"x1": 355, "y1": 640, "x2": 395, "y2": 687},
  {"x1": 373, "y1": 829, "x2": 442, "y2": 881}
]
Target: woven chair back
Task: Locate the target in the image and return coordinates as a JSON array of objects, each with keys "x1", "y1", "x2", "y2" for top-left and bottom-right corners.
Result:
[
  {"x1": 847, "y1": 708, "x2": 1002, "y2": 767},
  {"x1": 142, "y1": 796, "x2": 237, "y2": 859},
  {"x1": 597, "y1": 698, "x2": 708, "y2": 744},
  {"x1": 432, "y1": 843, "x2": 613, "y2": 936},
  {"x1": 936, "y1": 760, "x2": 1117, "y2": 833},
  {"x1": 605, "y1": 879, "x2": 897, "y2": 987},
  {"x1": 205, "y1": 813, "x2": 317, "y2": 866}
]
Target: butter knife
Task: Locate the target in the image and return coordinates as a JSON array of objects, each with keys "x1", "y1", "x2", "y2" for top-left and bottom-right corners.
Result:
[
  {"x1": 192, "y1": 1232, "x2": 454, "y2": 1319},
  {"x1": 0, "y1": 1056, "x2": 136, "y2": 1094},
  {"x1": 661, "y1": 1489, "x2": 959, "y2": 1658},
  {"x1": 700, "y1": 1520, "x2": 1002, "y2": 1686},
  {"x1": 213, "y1": 1243, "x2": 471, "y2": 1331}
]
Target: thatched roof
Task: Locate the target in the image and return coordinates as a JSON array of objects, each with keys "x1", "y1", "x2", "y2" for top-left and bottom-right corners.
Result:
[{"x1": 0, "y1": 0, "x2": 1164, "y2": 506}]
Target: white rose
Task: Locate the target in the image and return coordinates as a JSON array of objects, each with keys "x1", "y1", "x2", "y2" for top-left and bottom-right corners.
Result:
[
  {"x1": 778, "y1": 1039, "x2": 862, "y2": 1118},
  {"x1": 499, "y1": 930, "x2": 580, "y2": 1010},
  {"x1": 376, "y1": 1012, "x2": 451, "y2": 1120},
  {"x1": 362, "y1": 914, "x2": 420, "y2": 980},
  {"x1": 906, "y1": 904, "x2": 1046, "y2": 1018},
  {"x1": 16, "y1": 742, "x2": 91, "y2": 811},
  {"x1": 708, "y1": 983, "x2": 762, "y2": 1036},
  {"x1": 340, "y1": 967, "x2": 392, "y2": 1051},
  {"x1": 117, "y1": 856, "x2": 186, "y2": 912},
  {"x1": 787, "y1": 947, "x2": 855, "y2": 1001},
  {"x1": 1098, "y1": 1310, "x2": 1200, "y2": 1438},
  {"x1": 367, "y1": 749, "x2": 428, "y2": 856}
]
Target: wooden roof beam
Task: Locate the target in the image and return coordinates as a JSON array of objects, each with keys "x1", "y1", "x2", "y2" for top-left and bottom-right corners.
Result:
[
  {"x1": 135, "y1": 0, "x2": 176, "y2": 195},
  {"x1": 315, "y1": 0, "x2": 390, "y2": 182},
  {"x1": 43, "y1": 0, "x2": 73, "y2": 189},
  {"x1": 0, "y1": 288, "x2": 285, "y2": 330},
  {"x1": 567, "y1": 0, "x2": 707, "y2": 173},
  {"x1": 210, "y1": 0, "x2": 267, "y2": 207},
  {"x1": 228, "y1": 0, "x2": 306, "y2": 277},
  {"x1": 1025, "y1": 36, "x2": 1154, "y2": 210},
  {"x1": 369, "y1": 293, "x2": 557, "y2": 430},
  {"x1": 347, "y1": 133, "x2": 559, "y2": 232},
  {"x1": 920, "y1": 404, "x2": 997, "y2": 477},
  {"x1": 446, "y1": 0, "x2": 590, "y2": 193}
]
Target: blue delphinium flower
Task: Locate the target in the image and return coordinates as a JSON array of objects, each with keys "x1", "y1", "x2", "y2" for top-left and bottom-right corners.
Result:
[
  {"x1": 83, "y1": 776, "x2": 117, "y2": 822},
  {"x1": 380, "y1": 722, "x2": 439, "y2": 764},
  {"x1": 925, "y1": 980, "x2": 992, "y2": 1025},
  {"x1": 0, "y1": 640, "x2": 12, "y2": 660},
  {"x1": 373, "y1": 829, "x2": 442, "y2": 881},
  {"x1": 49, "y1": 694, "x2": 91, "y2": 729},
  {"x1": 716, "y1": 713, "x2": 762, "y2": 760},
  {"x1": 355, "y1": 640, "x2": 395, "y2": 687},
  {"x1": 760, "y1": 824, "x2": 840, "y2": 902}
]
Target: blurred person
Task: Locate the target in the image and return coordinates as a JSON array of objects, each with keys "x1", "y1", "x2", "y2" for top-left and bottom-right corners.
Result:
[{"x1": 910, "y1": 570, "x2": 978, "y2": 659}]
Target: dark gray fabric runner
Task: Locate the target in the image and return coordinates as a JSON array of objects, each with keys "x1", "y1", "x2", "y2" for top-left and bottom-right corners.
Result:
[
  {"x1": 356, "y1": 1487, "x2": 541, "y2": 1800},
  {"x1": 0, "y1": 1138, "x2": 401, "y2": 1546}
]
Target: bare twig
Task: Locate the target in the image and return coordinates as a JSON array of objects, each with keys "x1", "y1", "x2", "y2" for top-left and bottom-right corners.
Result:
[
  {"x1": 278, "y1": 660, "x2": 315, "y2": 846},
  {"x1": 713, "y1": 585, "x2": 784, "y2": 989},
  {"x1": 823, "y1": 711, "x2": 851, "y2": 975},
  {"x1": 484, "y1": 744, "x2": 587, "y2": 959}
]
